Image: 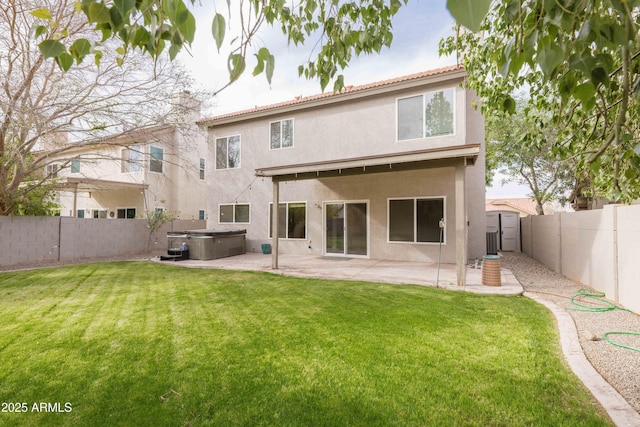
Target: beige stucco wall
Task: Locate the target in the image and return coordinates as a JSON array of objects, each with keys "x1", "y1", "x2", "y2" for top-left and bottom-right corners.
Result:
[
  {"x1": 54, "y1": 123, "x2": 208, "y2": 220},
  {"x1": 209, "y1": 168, "x2": 461, "y2": 263},
  {"x1": 205, "y1": 73, "x2": 486, "y2": 263},
  {"x1": 521, "y1": 205, "x2": 639, "y2": 313}
]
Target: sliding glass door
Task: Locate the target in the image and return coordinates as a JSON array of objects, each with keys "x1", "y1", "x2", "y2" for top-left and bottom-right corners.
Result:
[{"x1": 324, "y1": 201, "x2": 368, "y2": 257}]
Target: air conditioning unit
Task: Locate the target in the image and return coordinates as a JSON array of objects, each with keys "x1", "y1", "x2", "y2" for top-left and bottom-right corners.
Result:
[{"x1": 486, "y1": 231, "x2": 499, "y2": 255}]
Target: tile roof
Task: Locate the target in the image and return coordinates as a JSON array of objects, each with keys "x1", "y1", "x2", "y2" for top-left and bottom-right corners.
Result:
[
  {"x1": 486, "y1": 198, "x2": 539, "y2": 216},
  {"x1": 197, "y1": 64, "x2": 464, "y2": 125}
]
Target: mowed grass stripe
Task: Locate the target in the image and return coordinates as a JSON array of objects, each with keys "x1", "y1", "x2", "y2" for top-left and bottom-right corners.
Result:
[{"x1": 0, "y1": 262, "x2": 611, "y2": 426}]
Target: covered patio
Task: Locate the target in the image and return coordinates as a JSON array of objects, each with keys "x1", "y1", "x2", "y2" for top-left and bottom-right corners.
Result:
[
  {"x1": 256, "y1": 144, "x2": 481, "y2": 287},
  {"x1": 55, "y1": 177, "x2": 149, "y2": 217},
  {"x1": 160, "y1": 253, "x2": 523, "y2": 296}
]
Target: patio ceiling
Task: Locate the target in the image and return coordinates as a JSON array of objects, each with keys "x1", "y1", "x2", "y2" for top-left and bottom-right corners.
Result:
[
  {"x1": 255, "y1": 144, "x2": 480, "y2": 181},
  {"x1": 56, "y1": 177, "x2": 149, "y2": 192}
]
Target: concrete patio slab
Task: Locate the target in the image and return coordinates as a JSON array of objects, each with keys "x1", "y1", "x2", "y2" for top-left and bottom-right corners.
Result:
[{"x1": 155, "y1": 253, "x2": 523, "y2": 296}]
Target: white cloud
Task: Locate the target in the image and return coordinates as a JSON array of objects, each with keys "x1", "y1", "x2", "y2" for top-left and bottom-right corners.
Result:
[{"x1": 178, "y1": 0, "x2": 457, "y2": 117}]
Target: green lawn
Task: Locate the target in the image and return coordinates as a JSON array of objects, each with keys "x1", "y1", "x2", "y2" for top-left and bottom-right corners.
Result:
[{"x1": 0, "y1": 262, "x2": 611, "y2": 426}]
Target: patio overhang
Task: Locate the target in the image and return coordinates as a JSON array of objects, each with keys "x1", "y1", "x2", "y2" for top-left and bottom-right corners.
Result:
[
  {"x1": 255, "y1": 144, "x2": 480, "y2": 181},
  {"x1": 55, "y1": 177, "x2": 149, "y2": 218},
  {"x1": 56, "y1": 177, "x2": 149, "y2": 192},
  {"x1": 257, "y1": 144, "x2": 480, "y2": 287}
]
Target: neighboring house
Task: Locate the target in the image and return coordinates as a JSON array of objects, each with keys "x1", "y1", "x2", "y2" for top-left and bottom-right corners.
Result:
[
  {"x1": 486, "y1": 198, "x2": 539, "y2": 217},
  {"x1": 198, "y1": 65, "x2": 486, "y2": 285},
  {"x1": 46, "y1": 93, "x2": 208, "y2": 221}
]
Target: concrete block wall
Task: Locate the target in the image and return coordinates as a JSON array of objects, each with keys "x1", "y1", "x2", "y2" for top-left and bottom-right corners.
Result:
[
  {"x1": 0, "y1": 217, "x2": 61, "y2": 266},
  {"x1": 0, "y1": 217, "x2": 205, "y2": 268},
  {"x1": 528, "y1": 213, "x2": 562, "y2": 273},
  {"x1": 522, "y1": 205, "x2": 639, "y2": 313},
  {"x1": 560, "y1": 208, "x2": 616, "y2": 298},
  {"x1": 615, "y1": 205, "x2": 640, "y2": 313}
]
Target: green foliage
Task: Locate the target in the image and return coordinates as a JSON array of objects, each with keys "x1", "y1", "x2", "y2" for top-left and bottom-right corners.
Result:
[
  {"x1": 145, "y1": 207, "x2": 176, "y2": 250},
  {"x1": 0, "y1": 263, "x2": 612, "y2": 426},
  {"x1": 486, "y1": 97, "x2": 574, "y2": 214},
  {"x1": 32, "y1": 1, "x2": 477, "y2": 93},
  {"x1": 11, "y1": 181, "x2": 60, "y2": 216},
  {"x1": 445, "y1": 0, "x2": 491, "y2": 32},
  {"x1": 441, "y1": 0, "x2": 640, "y2": 203}
]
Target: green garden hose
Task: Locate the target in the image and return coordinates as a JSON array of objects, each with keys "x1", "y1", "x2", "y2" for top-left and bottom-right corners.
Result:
[
  {"x1": 602, "y1": 332, "x2": 640, "y2": 353},
  {"x1": 568, "y1": 289, "x2": 639, "y2": 352},
  {"x1": 568, "y1": 288, "x2": 632, "y2": 313}
]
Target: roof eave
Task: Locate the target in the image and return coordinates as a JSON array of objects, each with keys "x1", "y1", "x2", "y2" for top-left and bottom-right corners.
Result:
[{"x1": 198, "y1": 66, "x2": 467, "y2": 127}]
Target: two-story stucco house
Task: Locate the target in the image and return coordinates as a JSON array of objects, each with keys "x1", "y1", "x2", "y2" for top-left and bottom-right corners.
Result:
[
  {"x1": 198, "y1": 65, "x2": 485, "y2": 284},
  {"x1": 48, "y1": 93, "x2": 208, "y2": 221}
]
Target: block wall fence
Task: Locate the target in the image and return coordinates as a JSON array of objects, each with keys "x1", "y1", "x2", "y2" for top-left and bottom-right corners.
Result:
[
  {"x1": 0, "y1": 217, "x2": 205, "y2": 268},
  {"x1": 521, "y1": 204, "x2": 640, "y2": 313}
]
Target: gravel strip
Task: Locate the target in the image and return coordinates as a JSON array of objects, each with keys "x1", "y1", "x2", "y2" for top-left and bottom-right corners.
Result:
[{"x1": 501, "y1": 251, "x2": 640, "y2": 414}]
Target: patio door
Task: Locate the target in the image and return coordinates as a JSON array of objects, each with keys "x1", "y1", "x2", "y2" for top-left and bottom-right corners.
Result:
[{"x1": 324, "y1": 201, "x2": 368, "y2": 257}]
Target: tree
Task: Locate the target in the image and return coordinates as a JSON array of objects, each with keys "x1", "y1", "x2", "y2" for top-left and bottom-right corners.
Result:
[
  {"x1": 36, "y1": 0, "x2": 490, "y2": 93},
  {"x1": 425, "y1": 91, "x2": 454, "y2": 137},
  {"x1": 486, "y1": 98, "x2": 574, "y2": 215},
  {"x1": 440, "y1": 1, "x2": 640, "y2": 203},
  {"x1": 0, "y1": 0, "x2": 201, "y2": 215},
  {"x1": 145, "y1": 207, "x2": 177, "y2": 251}
]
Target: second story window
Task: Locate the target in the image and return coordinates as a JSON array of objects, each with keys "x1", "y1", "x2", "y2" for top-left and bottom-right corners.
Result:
[
  {"x1": 150, "y1": 146, "x2": 163, "y2": 173},
  {"x1": 46, "y1": 164, "x2": 59, "y2": 177},
  {"x1": 397, "y1": 88, "x2": 455, "y2": 141},
  {"x1": 216, "y1": 135, "x2": 240, "y2": 169},
  {"x1": 121, "y1": 145, "x2": 141, "y2": 173},
  {"x1": 71, "y1": 160, "x2": 81, "y2": 174},
  {"x1": 199, "y1": 158, "x2": 205, "y2": 180},
  {"x1": 270, "y1": 119, "x2": 293, "y2": 149}
]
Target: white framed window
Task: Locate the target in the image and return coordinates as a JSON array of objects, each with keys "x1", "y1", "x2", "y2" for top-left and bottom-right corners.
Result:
[
  {"x1": 216, "y1": 135, "x2": 241, "y2": 169},
  {"x1": 71, "y1": 160, "x2": 81, "y2": 174},
  {"x1": 219, "y1": 203, "x2": 250, "y2": 224},
  {"x1": 388, "y1": 197, "x2": 446, "y2": 244},
  {"x1": 46, "y1": 164, "x2": 59, "y2": 177},
  {"x1": 121, "y1": 145, "x2": 141, "y2": 173},
  {"x1": 149, "y1": 146, "x2": 163, "y2": 173},
  {"x1": 268, "y1": 202, "x2": 306, "y2": 239},
  {"x1": 198, "y1": 210, "x2": 206, "y2": 220},
  {"x1": 269, "y1": 119, "x2": 294, "y2": 149},
  {"x1": 397, "y1": 88, "x2": 455, "y2": 141},
  {"x1": 199, "y1": 158, "x2": 205, "y2": 180},
  {"x1": 116, "y1": 208, "x2": 137, "y2": 219},
  {"x1": 92, "y1": 209, "x2": 108, "y2": 219},
  {"x1": 76, "y1": 209, "x2": 85, "y2": 218}
]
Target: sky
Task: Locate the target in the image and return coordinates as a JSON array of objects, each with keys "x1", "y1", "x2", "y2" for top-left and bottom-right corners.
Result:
[
  {"x1": 178, "y1": 0, "x2": 458, "y2": 115},
  {"x1": 177, "y1": 0, "x2": 531, "y2": 198}
]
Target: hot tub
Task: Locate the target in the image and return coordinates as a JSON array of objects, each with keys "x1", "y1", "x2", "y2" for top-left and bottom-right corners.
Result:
[{"x1": 168, "y1": 230, "x2": 246, "y2": 260}]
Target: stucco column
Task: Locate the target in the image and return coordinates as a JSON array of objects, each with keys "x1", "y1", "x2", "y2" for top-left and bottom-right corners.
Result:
[
  {"x1": 272, "y1": 179, "x2": 279, "y2": 269},
  {"x1": 72, "y1": 183, "x2": 78, "y2": 217},
  {"x1": 455, "y1": 160, "x2": 467, "y2": 286}
]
